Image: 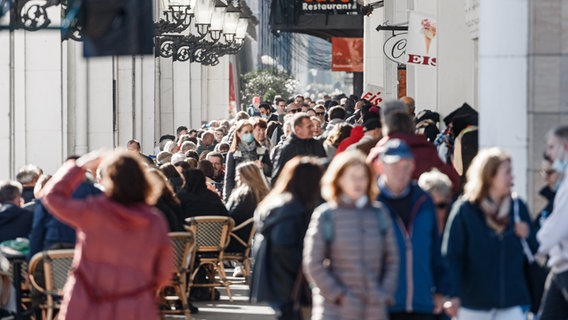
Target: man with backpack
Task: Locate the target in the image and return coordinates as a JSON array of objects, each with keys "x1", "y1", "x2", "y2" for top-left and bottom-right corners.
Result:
[{"x1": 369, "y1": 139, "x2": 449, "y2": 320}]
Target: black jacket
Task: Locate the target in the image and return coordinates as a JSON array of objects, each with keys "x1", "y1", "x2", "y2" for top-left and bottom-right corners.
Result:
[
  {"x1": 177, "y1": 188, "x2": 228, "y2": 225},
  {"x1": 225, "y1": 191, "x2": 257, "y2": 253},
  {"x1": 250, "y1": 196, "x2": 312, "y2": 305},
  {"x1": 155, "y1": 197, "x2": 184, "y2": 232},
  {"x1": 0, "y1": 203, "x2": 33, "y2": 243},
  {"x1": 271, "y1": 134, "x2": 326, "y2": 183}
]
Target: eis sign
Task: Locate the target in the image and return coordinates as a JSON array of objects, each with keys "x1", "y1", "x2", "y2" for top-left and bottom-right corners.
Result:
[
  {"x1": 405, "y1": 11, "x2": 437, "y2": 67},
  {"x1": 301, "y1": 0, "x2": 359, "y2": 15}
]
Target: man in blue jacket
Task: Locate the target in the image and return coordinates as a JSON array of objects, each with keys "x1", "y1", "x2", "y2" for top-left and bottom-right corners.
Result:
[{"x1": 371, "y1": 139, "x2": 448, "y2": 320}]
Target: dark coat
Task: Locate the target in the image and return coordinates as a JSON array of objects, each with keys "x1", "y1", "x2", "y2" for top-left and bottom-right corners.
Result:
[
  {"x1": 250, "y1": 196, "x2": 312, "y2": 305},
  {"x1": 225, "y1": 191, "x2": 257, "y2": 253},
  {"x1": 154, "y1": 198, "x2": 183, "y2": 232},
  {"x1": 0, "y1": 203, "x2": 33, "y2": 243},
  {"x1": 442, "y1": 198, "x2": 536, "y2": 310},
  {"x1": 21, "y1": 186, "x2": 35, "y2": 204},
  {"x1": 28, "y1": 181, "x2": 102, "y2": 260},
  {"x1": 177, "y1": 188, "x2": 228, "y2": 224},
  {"x1": 271, "y1": 134, "x2": 327, "y2": 183},
  {"x1": 534, "y1": 186, "x2": 556, "y2": 231}
]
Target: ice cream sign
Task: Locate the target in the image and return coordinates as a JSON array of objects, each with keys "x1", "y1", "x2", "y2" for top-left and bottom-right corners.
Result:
[{"x1": 405, "y1": 11, "x2": 437, "y2": 67}]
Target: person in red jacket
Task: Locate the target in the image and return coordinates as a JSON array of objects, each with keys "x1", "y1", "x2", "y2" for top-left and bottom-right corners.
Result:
[{"x1": 368, "y1": 102, "x2": 461, "y2": 196}]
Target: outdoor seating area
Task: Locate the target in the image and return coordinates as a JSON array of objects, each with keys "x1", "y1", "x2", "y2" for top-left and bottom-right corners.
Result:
[{"x1": 1, "y1": 215, "x2": 256, "y2": 320}]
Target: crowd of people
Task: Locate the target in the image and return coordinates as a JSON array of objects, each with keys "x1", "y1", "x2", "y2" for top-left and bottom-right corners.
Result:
[{"x1": 0, "y1": 91, "x2": 567, "y2": 320}]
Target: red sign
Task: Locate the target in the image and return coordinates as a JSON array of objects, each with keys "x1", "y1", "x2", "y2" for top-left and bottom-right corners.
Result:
[
  {"x1": 332, "y1": 37, "x2": 364, "y2": 72},
  {"x1": 361, "y1": 91, "x2": 383, "y2": 106}
]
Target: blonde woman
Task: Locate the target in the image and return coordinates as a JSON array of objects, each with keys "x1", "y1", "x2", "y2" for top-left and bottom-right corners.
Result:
[
  {"x1": 225, "y1": 161, "x2": 270, "y2": 254},
  {"x1": 303, "y1": 151, "x2": 399, "y2": 320},
  {"x1": 442, "y1": 148, "x2": 536, "y2": 320}
]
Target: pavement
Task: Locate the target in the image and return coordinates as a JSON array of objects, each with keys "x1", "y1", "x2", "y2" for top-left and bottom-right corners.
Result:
[{"x1": 165, "y1": 279, "x2": 275, "y2": 320}]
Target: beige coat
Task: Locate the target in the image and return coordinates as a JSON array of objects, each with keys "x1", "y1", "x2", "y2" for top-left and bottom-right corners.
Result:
[{"x1": 303, "y1": 202, "x2": 399, "y2": 320}]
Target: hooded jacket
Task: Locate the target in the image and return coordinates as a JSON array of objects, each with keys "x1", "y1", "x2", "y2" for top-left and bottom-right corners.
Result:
[{"x1": 377, "y1": 133, "x2": 461, "y2": 195}]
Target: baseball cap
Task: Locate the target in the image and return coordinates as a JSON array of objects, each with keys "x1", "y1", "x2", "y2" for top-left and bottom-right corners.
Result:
[{"x1": 379, "y1": 139, "x2": 414, "y2": 164}]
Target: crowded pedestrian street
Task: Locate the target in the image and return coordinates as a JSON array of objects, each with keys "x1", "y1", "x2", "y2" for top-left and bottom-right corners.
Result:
[{"x1": 1, "y1": 0, "x2": 568, "y2": 320}]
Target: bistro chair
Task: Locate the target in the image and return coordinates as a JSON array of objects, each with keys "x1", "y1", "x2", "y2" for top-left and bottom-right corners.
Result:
[
  {"x1": 223, "y1": 217, "x2": 255, "y2": 284},
  {"x1": 28, "y1": 249, "x2": 74, "y2": 320},
  {"x1": 159, "y1": 232, "x2": 195, "y2": 320},
  {"x1": 184, "y1": 216, "x2": 234, "y2": 302}
]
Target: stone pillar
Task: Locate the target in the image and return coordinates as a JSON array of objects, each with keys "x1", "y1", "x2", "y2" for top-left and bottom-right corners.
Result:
[
  {"x1": 436, "y1": 0, "x2": 476, "y2": 117},
  {"x1": 478, "y1": 0, "x2": 529, "y2": 199},
  {"x1": 207, "y1": 56, "x2": 230, "y2": 122},
  {"x1": 0, "y1": 30, "x2": 12, "y2": 178}
]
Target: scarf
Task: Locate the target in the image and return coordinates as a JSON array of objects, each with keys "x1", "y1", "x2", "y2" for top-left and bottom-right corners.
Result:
[
  {"x1": 480, "y1": 196, "x2": 511, "y2": 233},
  {"x1": 237, "y1": 141, "x2": 258, "y2": 162}
]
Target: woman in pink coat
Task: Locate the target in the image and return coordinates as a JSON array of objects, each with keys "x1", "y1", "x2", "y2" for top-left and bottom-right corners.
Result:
[{"x1": 42, "y1": 151, "x2": 174, "y2": 320}]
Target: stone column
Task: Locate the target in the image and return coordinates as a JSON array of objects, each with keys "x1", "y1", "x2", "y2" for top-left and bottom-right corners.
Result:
[{"x1": 478, "y1": 0, "x2": 529, "y2": 199}]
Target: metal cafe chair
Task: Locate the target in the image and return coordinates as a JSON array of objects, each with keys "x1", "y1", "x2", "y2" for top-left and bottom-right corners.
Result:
[
  {"x1": 28, "y1": 249, "x2": 74, "y2": 320},
  {"x1": 159, "y1": 232, "x2": 195, "y2": 320},
  {"x1": 223, "y1": 217, "x2": 256, "y2": 284},
  {"x1": 184, "y1": 216, "x2": 234, "y2": 302}
]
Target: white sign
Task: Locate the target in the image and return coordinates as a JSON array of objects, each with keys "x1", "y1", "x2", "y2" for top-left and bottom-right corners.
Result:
[
  {"x1": 383, "y1": 33, "x2": 407, "y2": 65},
  {"x1": 406, "y1": 11, "x2": 437, "y2": 67},
  {"x1": 361, "y1": 84, "x2": 384, "y2": 106}
]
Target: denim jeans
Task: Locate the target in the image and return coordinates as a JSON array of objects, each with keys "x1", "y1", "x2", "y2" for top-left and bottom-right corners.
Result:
[
  {"x1": 458, "y1": 306, "x2": 525, "y2": 320},
  {"x1": 539, "y1": 270, "x2": 568, "y2": 320}
]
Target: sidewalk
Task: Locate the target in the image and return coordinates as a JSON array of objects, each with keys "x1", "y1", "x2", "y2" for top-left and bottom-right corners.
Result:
[{"x1": 166, "y1": 283, "x2": 275, "y2": 320}]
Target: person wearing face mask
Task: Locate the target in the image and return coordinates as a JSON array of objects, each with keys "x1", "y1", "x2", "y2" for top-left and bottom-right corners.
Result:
[
  {"x1": 223, "y1": 120, "x2": 272, "y2": 202},
  {"x1": 536, "y1": 125, "x2": 568, "y2": 320}
]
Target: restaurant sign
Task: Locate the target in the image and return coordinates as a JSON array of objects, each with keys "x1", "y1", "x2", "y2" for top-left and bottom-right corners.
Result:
[{"x1": 301, "y1": 0, "x2": 359, "y2": 15}]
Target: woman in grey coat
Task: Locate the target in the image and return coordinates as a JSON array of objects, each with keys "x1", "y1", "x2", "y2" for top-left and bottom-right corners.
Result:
[{"x1": 303, "y1": 151, "x2": 399, "y2": 320}]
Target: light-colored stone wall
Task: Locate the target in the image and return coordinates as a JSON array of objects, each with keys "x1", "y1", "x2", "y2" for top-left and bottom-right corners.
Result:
[
  {"x1": 0, "y1": 30, "x2": 231, "y2": 178},
  {"x1": 527, "y1": 0, "x2": 568, "y2": 214}
]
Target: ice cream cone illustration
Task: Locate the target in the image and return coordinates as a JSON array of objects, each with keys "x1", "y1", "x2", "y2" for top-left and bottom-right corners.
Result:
[{"x1": 421, "y1": 19, "x2": 437, "y2": 54}]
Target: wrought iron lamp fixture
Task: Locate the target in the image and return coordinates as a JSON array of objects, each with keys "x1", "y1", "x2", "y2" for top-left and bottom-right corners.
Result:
[
  {"x1": 154, "y1": 0, "x2": 250, "y2": 65},
  {"x1": 0, "y1": 0, "x2": 249, "y2": 64}
]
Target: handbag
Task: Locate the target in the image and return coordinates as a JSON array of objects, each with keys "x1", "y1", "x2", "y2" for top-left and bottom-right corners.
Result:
[{"x1": 512, "y1": 196, "x2": 549, "y2": 313}]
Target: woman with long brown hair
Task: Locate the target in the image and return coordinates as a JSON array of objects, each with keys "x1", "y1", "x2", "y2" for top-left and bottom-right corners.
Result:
[
  {"x1": 250, "y1": 156, "x2": 323, "y2": 320},
  {"x1": 225, "y1": 161, "x2": 270, "y2": 254},
  {"x1": 42, "y1": 150, "x2": 173, "y2": 320}
]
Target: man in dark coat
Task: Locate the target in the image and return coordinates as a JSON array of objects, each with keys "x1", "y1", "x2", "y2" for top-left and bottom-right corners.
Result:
[
  {"x1": 0, "y1": 181, "x2": 33, "y2": 243},
  {"x1": 271, "y1": 113, "x2": 327, "y2": 183}
]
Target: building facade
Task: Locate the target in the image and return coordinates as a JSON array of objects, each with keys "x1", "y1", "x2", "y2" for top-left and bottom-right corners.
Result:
[{"x1": 363, "y1": 0, "x2": 567, "y2": 213}]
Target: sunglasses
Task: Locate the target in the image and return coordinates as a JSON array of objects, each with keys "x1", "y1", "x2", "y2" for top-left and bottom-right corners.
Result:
[
  {"x1": 435, "y1": 202, "x2": 449, "y2": 210},
  {"x1": 288, "y1": 109, "x2": 300, "y2": 113},
  {"x1": 316, "y1": 112, "x2": 325, "y2": 116},
  {"x1": 541, "y1": 169, "x2": 556, "y2": 176}
]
